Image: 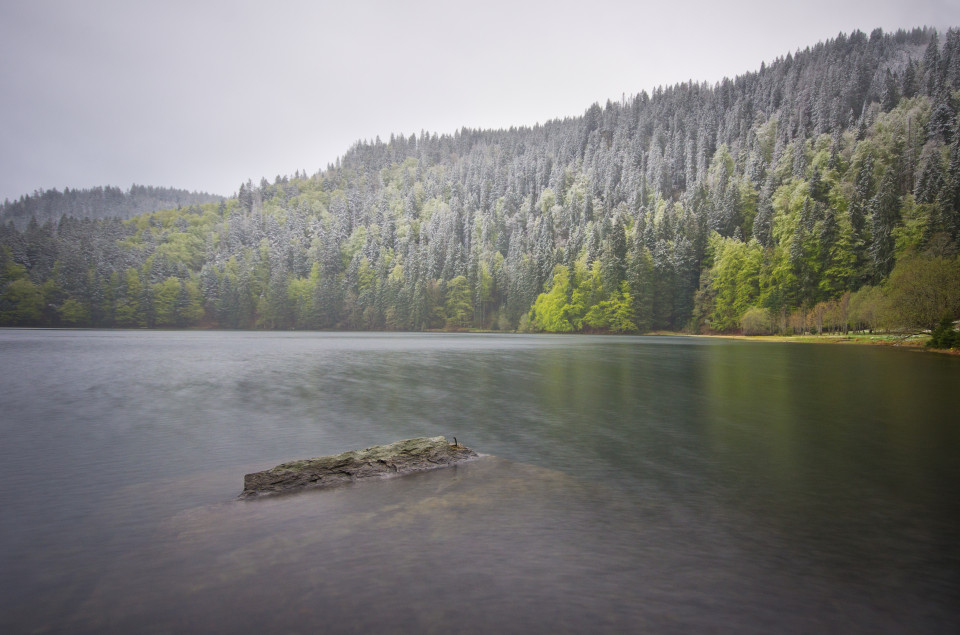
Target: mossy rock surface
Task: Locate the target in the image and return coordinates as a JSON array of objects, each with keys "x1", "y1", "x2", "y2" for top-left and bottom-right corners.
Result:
[{"x1": 241, "y1": 436, "x2": 478, "y2": 498}]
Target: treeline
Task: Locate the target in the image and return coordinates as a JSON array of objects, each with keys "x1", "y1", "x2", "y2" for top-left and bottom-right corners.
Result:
[
  {"x1": 1, "y1": 27, "x2": 959, "y2": 343},
  {"x1": 0, "y1": 185, "x2": 224, "y2": 229}
]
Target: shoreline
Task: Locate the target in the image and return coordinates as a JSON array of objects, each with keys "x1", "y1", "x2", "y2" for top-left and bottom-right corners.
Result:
[
  {"x1": 3, "y1": 325, "x2": 957, "y2": 355},
  {"x1": 651, "y1": 331, "x2": 960, "y2": 355}
]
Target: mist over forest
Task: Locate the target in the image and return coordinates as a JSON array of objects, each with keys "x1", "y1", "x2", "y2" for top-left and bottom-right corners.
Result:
[
  {"x1": 2, "y1": 27, "x2": 959, "y2": 338},
  {"x1": 1, "y1": 185, "x2": 222, "y2": 228}
]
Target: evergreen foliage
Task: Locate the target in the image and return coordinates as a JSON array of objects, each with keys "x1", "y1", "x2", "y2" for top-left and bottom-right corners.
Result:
[
  {"x1": 1, "y1": 27, "x2": 959, "y2": 338},
  {"x1": 0, "y1": 185, "x2": 223, "y2": 229},
  {"x1": 927, "y1": 315, "x2": 960, "y2": 348}
]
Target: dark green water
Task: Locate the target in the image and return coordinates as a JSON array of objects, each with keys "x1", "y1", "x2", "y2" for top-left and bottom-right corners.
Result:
[{"x1": 0, "y1": 330, "x2": 958, "y2": 633}]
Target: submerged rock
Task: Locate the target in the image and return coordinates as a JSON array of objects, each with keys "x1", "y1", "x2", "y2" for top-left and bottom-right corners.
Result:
[{"x1": 240, "y1": 436, "x2": 478, "y2": 498}]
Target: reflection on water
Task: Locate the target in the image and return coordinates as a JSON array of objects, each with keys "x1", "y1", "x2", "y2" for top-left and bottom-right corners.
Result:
[{"x1": 0, "y1": 331, "x2": 958, "y2": 633}]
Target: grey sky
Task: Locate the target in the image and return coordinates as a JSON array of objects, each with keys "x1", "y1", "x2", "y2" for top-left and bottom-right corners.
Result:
[{"x1": 1, "y1": 0, "x2": 957, "y2": 202}]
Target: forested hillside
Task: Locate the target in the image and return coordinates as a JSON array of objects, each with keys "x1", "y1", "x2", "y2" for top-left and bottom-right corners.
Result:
[
  {"x1": 0, "y1": 185, "x2": 223, "y2": 229},
  {"x1": 2, "y1": 27, "x2": 959, "y2": 336}
]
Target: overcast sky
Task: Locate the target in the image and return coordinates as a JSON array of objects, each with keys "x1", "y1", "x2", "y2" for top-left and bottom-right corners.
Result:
[{"x1": 1, "y1": 0, "x2": 958, "y2": 202}]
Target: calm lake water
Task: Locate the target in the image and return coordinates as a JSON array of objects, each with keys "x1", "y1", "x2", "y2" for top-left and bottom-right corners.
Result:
[{"x1": 0, "y1": 330, "x2": 958, "y2": 633}]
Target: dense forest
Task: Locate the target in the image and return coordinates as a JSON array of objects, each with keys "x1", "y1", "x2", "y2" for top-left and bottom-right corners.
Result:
[
  {"x1": 0, "y1": 185, "x2": 223, "y2": 229},
  {"x1": 2, "y1": 27, "x2": 960, "y2": 340}
]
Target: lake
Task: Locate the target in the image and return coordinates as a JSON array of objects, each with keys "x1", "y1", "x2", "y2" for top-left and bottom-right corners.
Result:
[{"x1": 0, "y1": 330, "x2": 958, "y2": 633}]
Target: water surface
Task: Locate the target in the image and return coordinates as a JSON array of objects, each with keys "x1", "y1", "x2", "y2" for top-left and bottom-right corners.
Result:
[{"x1": 0, "y1": 330, "x2": 957, "y2": 632}]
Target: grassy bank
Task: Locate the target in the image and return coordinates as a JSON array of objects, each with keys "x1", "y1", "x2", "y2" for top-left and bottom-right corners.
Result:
[
  {"x1": 654, "y1": 330, "x2": 960, "y2": 354},
  {"x1": 428, "y1": 327, "x2": 960, "y2": 354}
]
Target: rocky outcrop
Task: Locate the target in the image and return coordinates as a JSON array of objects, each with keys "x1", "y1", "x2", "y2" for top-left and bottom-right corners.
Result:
[{"x1": 240, "y1": 436, "x2": 478, "y2": 498}]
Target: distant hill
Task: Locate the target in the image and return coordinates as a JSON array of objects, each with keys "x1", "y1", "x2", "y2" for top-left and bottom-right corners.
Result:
[
  {"x1": 0, "y1": 185, "x2": 224, "y2": 228},
  {"x1": 1, "y1": 26, "x2": 959, "y2": 337}
]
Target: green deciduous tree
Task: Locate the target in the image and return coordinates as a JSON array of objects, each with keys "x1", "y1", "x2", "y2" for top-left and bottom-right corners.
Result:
[
  {"x1": 529, "y1": 265, "x2": 576, "y2": 332},
  {"x1": 0, "y1": 278, "x2": 43, "y2": 325},
  {"x1": 581, "y1": 281, "x2": 638, "y2": 333},
  {"x1": 115, "y1": 268, "x2": 145, "y2": 327},
  {"x1": 882, "y1": 254, "x2": 960, "y2": 332},
  {"x1": 848, "y1": 285, "x2": 885, "y2": 332},
  {"x1": 444, "y1": 275, "x2": 472, "y2": 330},
  {"x1": 58, "y1": 297, "x2": 90, "y2": 325},
  {"x1": 709, "y1": 235, "x2": 764, "y2": 331},
  {"x1": 740, "y1": 306, "x2": 774, "y2": 335}
]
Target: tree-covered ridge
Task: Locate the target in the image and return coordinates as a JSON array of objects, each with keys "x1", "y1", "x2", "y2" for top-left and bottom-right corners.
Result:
[
  {"x1": 0, "y1": 185, "x2": 224, "y2": 229},
  {"x1": 1, "y1": 27, "x2": 959, "y2": 341}
]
